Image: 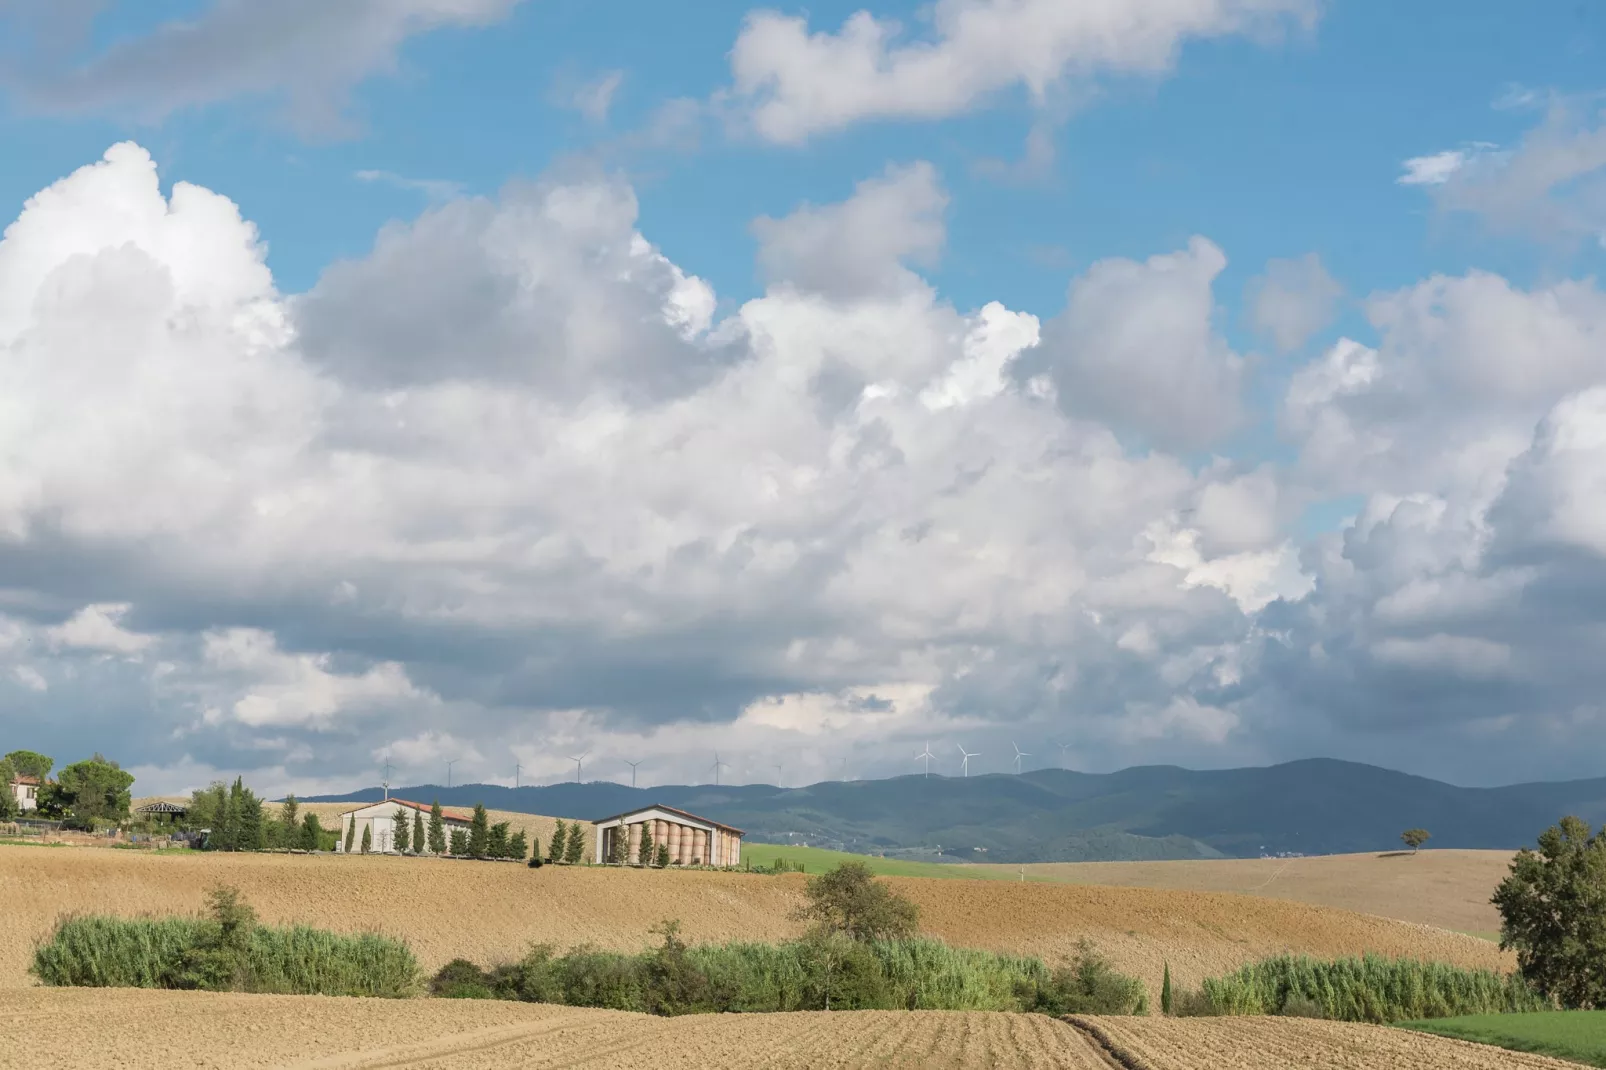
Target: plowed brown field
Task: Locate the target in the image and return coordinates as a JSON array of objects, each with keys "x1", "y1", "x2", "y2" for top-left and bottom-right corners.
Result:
[
  {"x1": 0, "y1": 988, "x2": 1561, "y2": 1069},
  {"x1": 1074, "y1": 1014, "x2": 1576, "y2": 1069},
  {"x1": 985, "y1": 850, "x2": 1512, "y2": 936},
  {"x1": 0, "y1": 844, "x2": 1509, "y2": 997},
  {"x1": 0, "y1": 988, "x2": 1112, "y2": 1069}
]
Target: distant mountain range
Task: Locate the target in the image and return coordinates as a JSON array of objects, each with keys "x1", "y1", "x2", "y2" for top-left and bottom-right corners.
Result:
[{"x1": 305, "y1": 758, "x2": 1606, "y2": 863}]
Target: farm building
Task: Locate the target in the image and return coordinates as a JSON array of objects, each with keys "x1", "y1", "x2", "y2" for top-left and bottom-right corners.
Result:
[
  {"x1": 338, "y1": 799, "x2": 472, "y2": 853},
  {"x1": 591, "y1": 804, "x2": 743, "y2": 866},
  {"x1": 8, "y1": 774, "x2": 40, "y2": 812}
]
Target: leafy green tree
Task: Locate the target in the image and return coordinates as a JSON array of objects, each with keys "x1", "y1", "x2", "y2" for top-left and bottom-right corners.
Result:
[
  {"x1": 1401, "y1": 828, "x2": 1431, "y2": 854},
  {"x1": 188, "y1": 782, "x2": 227, "y2": 832},
  {"x1": 608, "y1": 826, "x2": 628, "y2": 864},
  {"x1": 4, "y1": 750, "x2": 53, "y2": 780},
  {"x1": 344, "y1": 815, "x2": 356, "y2": 853},
  {"x1": 1161, "y1": 961, "x2": 1173, "y2": 1014},
  {"x1": 487, "y1": 821, "x2": 510, "y2": 859},
  {"x1": 564, "y1": 823, "x2": 586, "y2": 865},
  {"x1": 549, "y1": 820, "x2": 568, "y2": 863},
  {"x1": 1493, "y1": 816, "x2": 1606, "y2": 1008},
  {"x1": 414, "y1": 811, "x2": 426, "y2": 855},
  {"x1": 792, "y1": 861, "x2": 920, "y2": 942},
  {"x1": 428, "y1": 801, "x2": 446, "y2": 854},
  {"x1": 449, "y1": 828, "x2": 468, "y2": 855},
  {"x1": 0, "y1": 757, "x2": 18, "y2": 821},
  {"x1": 637, "y1": 823, "x2": 655, "y2": 866},
  {"x1": 360, "y1": 824, "x2": 373, "y2": 854},
  {"x1": 301, "y1": 812, "x2": 322, "y2": 851},
  {"x1": 393, "y1": 806, "x2": 411, "y2": 853},
  {"x1": 468, "y1": 804, "x2": 490, "y2": 858},
  {"x1": 56, "y1": 754, "x2": 136, "y2": 827},
  {"x1": 508, "y1": 829, "x2": 528, "y2": 861},
  {"x1": 655, "y1": 843, "x2": 670, "y2": 869}
]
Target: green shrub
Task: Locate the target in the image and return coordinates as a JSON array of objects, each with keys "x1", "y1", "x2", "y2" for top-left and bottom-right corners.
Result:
[
  {"x1": 1192, "y1": 954, "x2": 1547, "y2": 1023},
  {"x1": 429, "y1": 931, "x2": 1142, "y2": 1017},
  {"x1": 33, "y1": 887, "x2": 418, "y2": 998}
]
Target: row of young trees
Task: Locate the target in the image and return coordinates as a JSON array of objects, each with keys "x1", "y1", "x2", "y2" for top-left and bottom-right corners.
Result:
[
  {"x1": 0, "y1": 749, "x2": 135, "y2": 828},
  {"x1": 188, "y1": 781, "x2": 336, "y2": 851},
  {"x1": 341, "y1": 801, "x2": 539, "y2": 861}
]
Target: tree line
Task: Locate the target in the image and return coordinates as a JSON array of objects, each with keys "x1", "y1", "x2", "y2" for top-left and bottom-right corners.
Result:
[{"x1": 0, "y1": 749, "x2": 135, "y2": 829}]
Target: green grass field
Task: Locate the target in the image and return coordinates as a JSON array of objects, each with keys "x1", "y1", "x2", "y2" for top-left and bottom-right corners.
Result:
[
  {"x1": 738, "y1": 843, "x2": 1045, "y2": 881},
  {"x1": 1401, "y1": 1011, "x2": 1606, "y2": 1067}
]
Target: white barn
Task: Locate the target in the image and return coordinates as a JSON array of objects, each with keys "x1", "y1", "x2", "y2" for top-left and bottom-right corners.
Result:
[
  {"x1": 591, "y1": 804, "x2": 742, "y2": 866},
  {"x1": 8, "y1": 774, "x2": 40, "y2": 812},
  {"x1": 338, "y1": 799, "x2": 472, "y2": 853}
]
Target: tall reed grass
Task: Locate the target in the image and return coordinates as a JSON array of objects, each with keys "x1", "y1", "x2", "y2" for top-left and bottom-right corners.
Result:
[
  {"x1": 32, "y1": 913, "x2": 418, "y2": 997},
  {"x1": 1191, "y1": 953, "x2": 1547, "y2": 1023}
]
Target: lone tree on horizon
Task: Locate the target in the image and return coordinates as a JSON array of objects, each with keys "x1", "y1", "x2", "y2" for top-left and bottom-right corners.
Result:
[{"x1": 1401, "y1": 828, "x2": 1431, "y2": 854}]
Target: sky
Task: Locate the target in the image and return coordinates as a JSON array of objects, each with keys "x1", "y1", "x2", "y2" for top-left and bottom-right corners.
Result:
[{"x1": 1, "y1": 1, "x2": 1605, "y2": 796}]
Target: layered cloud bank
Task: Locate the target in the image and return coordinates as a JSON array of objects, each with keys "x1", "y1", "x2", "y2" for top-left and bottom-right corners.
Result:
[{"x1": 2, "y1": 143, "x2": 1605, "y2": 793}]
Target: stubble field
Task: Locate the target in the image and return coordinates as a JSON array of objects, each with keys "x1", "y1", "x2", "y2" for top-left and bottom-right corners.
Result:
[
  {"x1": 0, "y1": 844, "x2": 1509, "y2": 997},
  {"x1": 0, "y1": 988, "x2": 1572, "y2": 1070},
  {"x1": 985, "y1": 850, "x2": 1513, "y2": 937}
]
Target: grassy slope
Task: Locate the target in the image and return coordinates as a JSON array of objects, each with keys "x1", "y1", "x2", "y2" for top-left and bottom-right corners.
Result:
[
  {"x1": 1401, "y1": 1011, "x2": 1606, "y2": 1068},
  {"x1": 739, "y1": 843, "x2": 1041, "y2": 881}
]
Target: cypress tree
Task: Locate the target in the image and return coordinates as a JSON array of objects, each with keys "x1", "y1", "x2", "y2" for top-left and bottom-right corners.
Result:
[
  {"x1": 655, "y1": 843, "x2": 670, "y2": 868},
  {"x1": 564, "y1": 823, "x2": 586, "y2": 865},
  {"x1": 468, "y1": 804, "x2": 490, "y2": 858},
  {"x1": 413, "y1": 811, "x2": 426, "y2": 854},
  {"x1": 637, "y1": 823, "x2": 655, "y2": 866},
  {"x1": 278, "y1": 794, "x2": 299, "y2": 848},
  {"x1": 428, "y1": 801, "x2": 446, "y2": 854},
  {"x1": 549, "y1": 820, "x2": 568, "y2": 863},
  {"x1": 487, "y1": 821, "x2": 509, "y2": 859},
  {"x1": 344, "y1": 815, "x2": 356, "y2": 853},
  {"x1": 508, "y1": 829, "x2": 528, "y2": 861},
  {"x1": 360, "y1": 824, "x2": 373, "y2": 854},
  {"x1": 393, "y1": 806, "x2": 410, "y2": 853},
  {"x1": 449, "y1": 828, "x2": 467, "y2": 855},
  {"x1": 1162, "y1": 962, "x2": 1173, "y2": 1015},
  {"x1": 301, "y1": 812, "x2": 322, "y2": 851}
]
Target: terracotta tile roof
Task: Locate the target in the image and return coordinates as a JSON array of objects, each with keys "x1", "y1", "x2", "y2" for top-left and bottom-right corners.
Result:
[{"x1": 10, "y1": 775, "x2": 40, "y2": 786}]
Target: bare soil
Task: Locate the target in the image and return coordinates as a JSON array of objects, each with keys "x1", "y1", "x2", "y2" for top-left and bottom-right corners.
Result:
[
  {"x1": 0, "y1": 844, "x2": 1510, "y2": 999},
  {"x1": 0, "y1": 988, "x2": 1111, "y2": 1069},
  {"x1": 982, "y1": 850, "x2": 1513, "y2": 937},
  {"x1": 0, "y1": 988, "x2": 1564, "y2": 1069}
]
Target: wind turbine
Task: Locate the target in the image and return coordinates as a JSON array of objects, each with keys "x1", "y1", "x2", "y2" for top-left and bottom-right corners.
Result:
[
  {"x1": 1056, "y1": 740, "x2": 1072, "y2": 769},
  {"x1": 1012, "y1": 742, "x2": 1030, "y2": 775},
  {"x1": 710, "y1": 752, "x2": 729, "y2": 786},
  {"x1": 915, "y1": 742, "x2": 936, "y2": 777},
  {"x1": 568, "y1": 751, "x2": 588, "y2": 783},
  {"x1": 773, "y1": 762, "x2": 784, "y2": 788},
  {"x1": 957, "y1": 743, "x2": 979, "y2": 778},
  {"x1": 381, "y1": 755, "x2": 393, "y2": 800},
  {"x1": 514, "y1": 762, "x2": 522, "y2": 789},
  {"x1": 445, "y1": 758, "x2": 459, "y2": 789},
  {"x1": 625, "y1": 759, "x2": 642, "y2": 788}
]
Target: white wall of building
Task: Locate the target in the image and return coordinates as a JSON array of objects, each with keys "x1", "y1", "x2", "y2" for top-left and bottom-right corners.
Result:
[{"x1": 339, "y1": 801, "x2": 467, "y2": 854}]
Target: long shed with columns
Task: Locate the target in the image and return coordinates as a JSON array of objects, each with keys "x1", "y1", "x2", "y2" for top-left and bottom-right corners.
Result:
[{"x1": 592, "y1": 804, "x2": 743, "y2": 867}]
